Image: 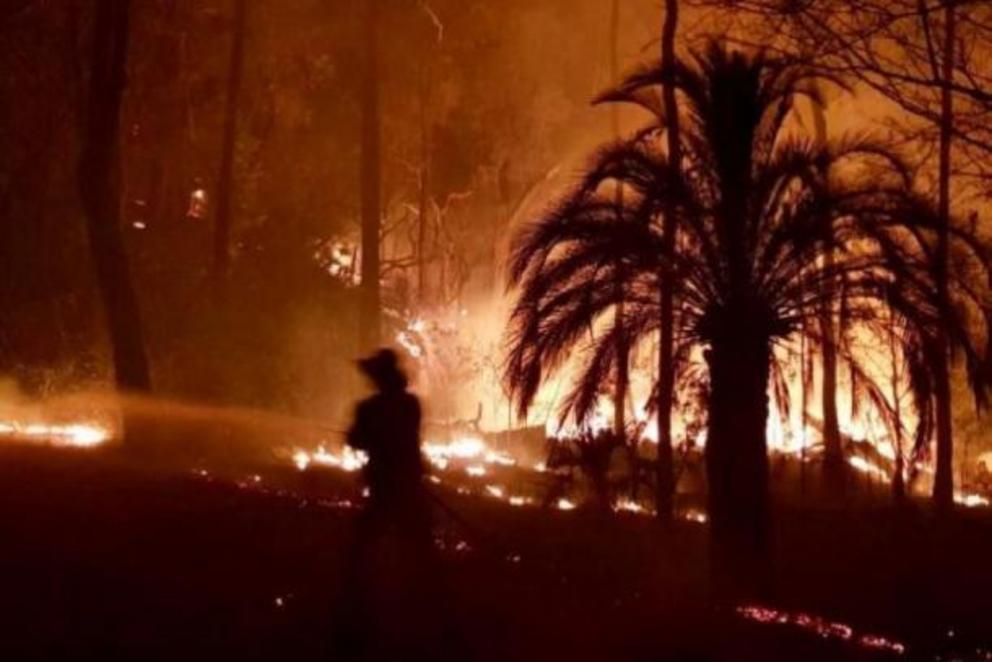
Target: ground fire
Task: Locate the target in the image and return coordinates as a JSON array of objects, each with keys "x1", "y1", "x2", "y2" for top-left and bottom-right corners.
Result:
[{"x1": 5, "y1": 0, "x2": 992, "y2": 659}]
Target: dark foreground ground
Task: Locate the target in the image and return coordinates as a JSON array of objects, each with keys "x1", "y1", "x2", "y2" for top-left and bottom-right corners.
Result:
[{"x1": 0, "y1": 445, "x2": 990, "y2": 661}]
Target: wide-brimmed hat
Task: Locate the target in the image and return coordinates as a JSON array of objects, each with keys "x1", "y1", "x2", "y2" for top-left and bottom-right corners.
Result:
[{"x1": 357, "y1": 348, "x2": 407, "y2": 387}]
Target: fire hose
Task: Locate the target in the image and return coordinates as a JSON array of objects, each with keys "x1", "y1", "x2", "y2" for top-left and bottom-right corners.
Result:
[{"x1": 422, "y1": 483, "x2": 514, "y2": 556}]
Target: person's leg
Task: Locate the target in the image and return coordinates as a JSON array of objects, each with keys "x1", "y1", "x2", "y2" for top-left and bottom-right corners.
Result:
[
  {"x1": 402, "y1": 491, "x2": 466, "y2": 656},
  {"x1": 334, "y1": 503, "x2": 383, "y2": 658}
]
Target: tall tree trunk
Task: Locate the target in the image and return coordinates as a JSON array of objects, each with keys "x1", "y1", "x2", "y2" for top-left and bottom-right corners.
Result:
[
  {"x1": 799, "y1": 327, "x2": 808, "y2": 499},
  {"x1": 78, "y1": 0, "x2": 152, "y2": 399},
  {"x1": 213, "y1": 0, "x2": 247, "y2": 285},
  {"x1": 932, "y1": 0, "x2": 955, "y2": 513},
  {"x1": 611, "y1": 0, "x2": 628, "y2": 441},
  {"x1": 820, "y1": 249, "x2": 845, "y2": 494},
  {"x1": 813, "y1": 97, "x2": 845, "y2": 498},
  {"x1": 890, "y1": 308, "x2": 907, "y2": 504},
  {"x1": 359, "y1": 0, "x2": 382, "y2": 350},
  {"x1": 655, "y1": 0, "x2": 680, "y2": 525},
  {"x1": 417, "y1": 74, "x2": 430, "y2": 304},
  {"x1": 705, "y1": 324, "x2": 771, "y2": 599}
]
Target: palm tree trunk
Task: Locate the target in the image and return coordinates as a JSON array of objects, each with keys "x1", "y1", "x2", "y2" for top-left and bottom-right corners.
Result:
[
  {"x1": 212, "y1": 0, "x2": 247, "y2": 285},
  {"x1": 933, "y1": 0, "x2": 955, "y2": 513},
  {"x1": 809, "y1": 90, "x2": 845, "y2": 497},
  {"x1": 705, "y1": 329, "x2": 771, "y2": 599},
  {"x1": 890, "y1": 308, "x2": 907, "y2": 504},
  {"x1": 610, "y1": 0, "x2": 628, "y2": 442},
  {"x1": 359, "y1": 0, "x2": 382, "y2": 350},
  {"x1": 614, "y1": 299, "x2": 629, "y2": 439},
  {"x1": 800, "y1": 327, "x2": 808, "y2": 500},
  {"x1": 820, "y1": 280, "x2": 845, "y2": 493},
  {"x1": 78, "y1": 0, "x2": 152, "y2": 400},
  {"x1": 655, "y1": 0, "x2": 680, "y2": 526}
]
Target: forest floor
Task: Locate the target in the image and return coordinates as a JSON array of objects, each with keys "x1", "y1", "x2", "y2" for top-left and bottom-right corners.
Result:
[{"x1": 0, "y1": 444, "x2": 990, "y2": 661}]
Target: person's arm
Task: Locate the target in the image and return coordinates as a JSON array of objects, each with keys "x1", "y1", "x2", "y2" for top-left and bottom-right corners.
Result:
[{"x1": 411, "y1": 396, "x2": 426, "y2": 473}]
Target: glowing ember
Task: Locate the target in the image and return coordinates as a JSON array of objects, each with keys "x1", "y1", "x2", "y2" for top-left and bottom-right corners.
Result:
[
  {"x1": 186, "y1": 188, "x2": 208, "y2": 219},
  {"x1": 682, "y1": 508, "x2": 708, "y2": 524},
  {"x1": 613, "y1": 499, "x2": 647, "y2": 515},
  {"x1": 737, "y1": 604, "x2": 906, "y2": 655},
  {"x1": 485, "y1": 484, "x2": 505, "y2": 498}
]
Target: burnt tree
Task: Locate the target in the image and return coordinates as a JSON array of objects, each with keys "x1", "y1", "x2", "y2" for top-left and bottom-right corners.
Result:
[
  {"x1": 359, "y1": 0, "x2": 382, "y2": 350},
  {"x1": 78, "y1": 0, "x2": 151, "y2": 397},
  {"x1": 932, "y1": 0, "x2": 956, "y2": 512},
  {"x1": 212, "y1": 0, "x2": 247, "y2": 284}
]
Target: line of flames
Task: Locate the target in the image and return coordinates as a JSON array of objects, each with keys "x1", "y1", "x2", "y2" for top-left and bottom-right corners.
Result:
[
  {"x1": 0, "y1": 409, "x2": 984, "y2": 512},
  {"x1": 290, "y1": 435, "x2": 605, "y2": 515},
  {"x1": 0, "y1": 420, "x2": 111, "y2": 448},
  {"x1": 290, "y1": 429, "x2": 990, "y2": 512},
  {"x1": 736, "y1": 604, "x2": 907, "y2": 655}
]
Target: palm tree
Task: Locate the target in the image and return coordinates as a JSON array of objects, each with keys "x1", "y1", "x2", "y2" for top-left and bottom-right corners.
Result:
[{"x1": 505, "y1": 42, "x2": 992, "y2": 598}]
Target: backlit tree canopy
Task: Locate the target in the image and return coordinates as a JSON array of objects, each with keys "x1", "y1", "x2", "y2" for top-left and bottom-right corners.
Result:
[{"x1": 505, "y1": 42, "x2": 992, "y2": 595}]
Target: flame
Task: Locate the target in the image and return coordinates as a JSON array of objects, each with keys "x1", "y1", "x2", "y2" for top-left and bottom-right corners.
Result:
[
  {"x1": 359, "y1": 299, "x2": 992, "y2": 519},
  {"x1": 613, "y1": 498, "x2": 647, "y2": 514},
  {"x1": 286, "y1": 416, "x2": 991, "y2": 515},
  {"x1": 847, "y1": 456, "x2": 889, "y2": 480},
  {"x1": 396, "y1": 323, "x2": 424, "y2": 358},
  {"x1": 682, "y1": 508, "x2": 708, "y2": 523},
  {"x1": 0, "y1": 420, "x2": 111, "y2": 448},
  {"x1": 955, "y1": 492, "x2": 990, "y2": 508},
  {"x1": 313, "y1": 240, "x2": 360, "y2": 286},
  {"x1": 422, "y1": 435, "x2": 517, "y2": 470},
  {"x1": 546, "y1": 405, "x2": 612, "y2": 439},
  {"x1": 292, "y1": 445, "x2": 367, "y2": 472},
  {"x1": 291, "y1": 433, "x2": 524, "y2": 490}
]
